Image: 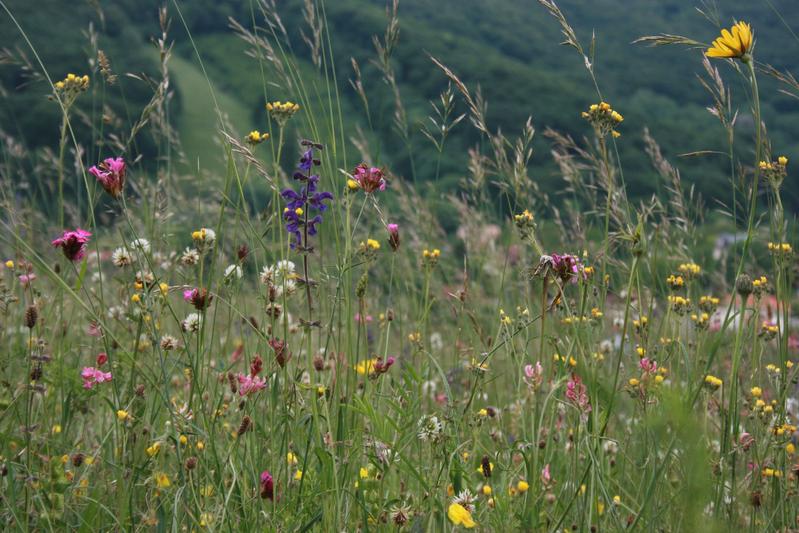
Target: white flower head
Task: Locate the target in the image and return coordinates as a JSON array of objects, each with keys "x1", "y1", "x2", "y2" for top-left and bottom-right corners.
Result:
[
  {"x1": 224, "y1": 264, "x2": 243, "y2": 282},
  {"x1": 181, "y1": 248, "x2": 200, "y2": 266},
  {"x1": 182, "y1": 312, "x2": 202, "y2": 333},
  {"x1": 112, "y1": 247, "x2": 132, "y2": 267},
  {"x1": 130, "y1": 238, "x2": 151, "y2": 254}
]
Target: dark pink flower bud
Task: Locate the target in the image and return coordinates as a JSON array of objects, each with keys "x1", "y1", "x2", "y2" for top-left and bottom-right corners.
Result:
[
  {"x1": 96, "y1": 352, "x2": 108, "y2": 367},
  {"x1": 260, "y1": 470, "x2": 274, "y2": 500},
  {"x1": 387, "y1": 223, "x2": 400, "y2": 251}
]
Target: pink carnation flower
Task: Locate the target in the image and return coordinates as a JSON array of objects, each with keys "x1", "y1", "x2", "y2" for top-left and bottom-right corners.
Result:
[
  {"x1": 52, "y1": 228, "x2": 92, "y2": 262},
  {"x1": 89, "y1": 157, "x2": 126, "y2": 198},
  {"x1": 352, "y1": 164, "x2": 386, "y2": 193},
  {"x1": 81, "y1": 366, "x2": 112, "y2": 389}
]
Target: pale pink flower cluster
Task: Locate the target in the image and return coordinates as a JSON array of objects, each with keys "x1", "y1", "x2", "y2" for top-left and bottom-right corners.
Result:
[
  {"x1": 81, "y1": 366, "x2": 112, "y2": 389},
  {"x1": 237, "y1": 373, "x2": 267, "y2": 396}
]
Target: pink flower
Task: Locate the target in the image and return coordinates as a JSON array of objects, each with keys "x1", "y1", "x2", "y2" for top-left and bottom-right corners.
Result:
[
  {"x1": 639, "y1": 358, "x2": 657, "y2": 374},
  {"x1": 354, "y1": 313, "x2": 373, "y2": 324},
  {"x1": 89, "y1": 157, "x2": 126, "y2": 198},
  {"x1": 260, "y1": 470, "x2": 274, "y2": 499},
  {"x1": 52, "y1": 228, "x2": 92, "y2": 262},
  {"x1": 352, "y1": 163, "x2": 386, "y2": 193},
  {"x1": 18, "y1": 273, "x2": 37, "y2": 287},
  {"x1": 387, "y1": 223, "x2": 400, "y2": 251},
  {"x1": 541, "y1": 464, "x2": 552, "y2": 486},
  {"x1": 565, "y1": 373, "x2": 591, "y2": 414},
  {"x1": 237, "y1": 373, "x2": 267, "y2": 396},
  {"x1": 524, "y1": 361, "x2": 544, "y2": 388},
  {"x1": 96, "y1": 352, "x2": 108, "y2": 366},
  {"x1": 81, "y1": 366, "x2": 112, "y2": 389}
]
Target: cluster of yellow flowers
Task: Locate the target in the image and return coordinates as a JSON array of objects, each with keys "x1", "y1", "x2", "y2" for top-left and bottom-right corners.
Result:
[
  {"x1": 581, "y1": 101, "x2": 623, "y2": 137},
  {"x1": 760, "y1": 156, "x2": 788, "y2": 188},
  {"x1": 266, "y1": 100, "x2": 300, "y2": 125},
  {"x1": 677, "y1": 262, "x2": 701, "y2": 279},
  {"x1": 668, "y1": 295, "x2": 691, "y2": 315},
  {"x1": 422, "y1": 248, "x2": 441, "y2": 267},
  {"x1": 359, "y1": 238, "x2": 381, "y2": 254},
  {"x1": 767, "y1": 242, "x2": 793, "y2": 259},
  {"x1": 245, "y1": 130, "x2": 269, "y2": 145},
  {"x1": 698, "y1": 295, "x2": 720, "y2": 313},
  {"x1": 55, "y1": 73, "x2": 90, "y2": 95},
  {"x1": 690, "y1": 311, "x2": 710, "y2": 330},
  {"x1": 666, "y1": 274, "x2": 684, "y2": 289}
]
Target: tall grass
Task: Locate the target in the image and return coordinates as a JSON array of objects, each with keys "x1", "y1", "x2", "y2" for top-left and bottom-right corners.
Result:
[{"x1": 0, "y1": 0, "x2": 797, "y2": 531}]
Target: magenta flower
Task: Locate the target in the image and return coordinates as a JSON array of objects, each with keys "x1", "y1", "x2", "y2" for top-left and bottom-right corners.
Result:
[
  {"x1": 81, "y1": 366, "x2": 112, "y2": 389},
  {"x1": 52, "y1": 228, "x2": 92, "y2": 262},
  {"x1": 89, "y1": 157, "x2": 126, "y2": 198},
  {"x1": 237, "y1": 373, "x2": 267, "y2": 396},
  {"x1": 260, "y1": 470, "x2": 274, "y2": 499},
  {"x1": 387, "y1": 223, "x2": 400, "y2": 251},
  {"x1": 550, "y1": 253, "x2": 581, "y2": 283},
  {"x1": 352, "y1": 163, "x2": 386, "y2": 193}
]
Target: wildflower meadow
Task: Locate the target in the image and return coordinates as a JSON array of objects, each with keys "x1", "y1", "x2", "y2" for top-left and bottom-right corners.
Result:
[{"x1": 0, "y1": 1, "x2": 798, "y2": 531}]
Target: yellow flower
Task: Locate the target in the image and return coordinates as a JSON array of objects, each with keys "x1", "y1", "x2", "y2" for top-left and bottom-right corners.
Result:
[
  {"x1": 294, "y1": 469, "x2": 303, "y2": 480},
  {"x1": 355, "y1": 358, "x2": 378, "y2": 375},
  {"x1": 159, "y1": 282, "x2": 169, "y2": 296},
  {"x1": 155, "y1": 472, "x2": 171, "y2": 489},
  {"x1": 179, "y1": 435, "x2": 188, "y2": 446},
  {"x1": 707, "y1": 21, "x2": 753, "y2": 59},
  {"x1": 4, "y1": 260, "x2": 13, "y2": 269},
  {"x1": 116, "y1": 410, "x2": 129, "y2": 421},
  {"x1": 287, "y1": 451, "x2": 298, "y2": 465},
  {"x1": 146, "y1": 442, "x2": 161, "y2": 457},
  {"x1": 482, "y1": 484, "x2": 492, "y2": 496},
  {"x1": 447, "y1": 503, "x2": 476, "y2": 528},
  {"x1": 359, "y1": 466, "x2": 370, "y2": 479},
  {"x1": 750, "y1": 386, "x2": 762, "y2": 398},
  {"x1": 347, "y1": 178, "x2": 359, "y2": 190},
  {"x1": 517, "y1": 480, "x2": 530, "y2": 493}
]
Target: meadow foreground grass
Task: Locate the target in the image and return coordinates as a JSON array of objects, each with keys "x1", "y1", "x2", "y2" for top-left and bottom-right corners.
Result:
[{"x1": 0, "y1": 1, "x2": 797, "y2": 531}]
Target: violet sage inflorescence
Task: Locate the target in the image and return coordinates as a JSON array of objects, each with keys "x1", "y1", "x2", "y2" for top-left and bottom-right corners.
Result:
[{"x1": 281, "y1": 140, "x2": 333, "y2": 250}]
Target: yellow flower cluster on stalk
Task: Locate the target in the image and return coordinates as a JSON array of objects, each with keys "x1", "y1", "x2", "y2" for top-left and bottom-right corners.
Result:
[
  {"x1": 54, "y1": 73, "x2": 90, "y2": 107},
  {"x1": 266, "y1": 101, "x2": 300, "y2": 125},
  {"x1": 760, "y1": 156, "x2": 788, "y2": 189},
  {"x1": 706, "y1": 21, "x2": 753, "y2": 60},
  {"x1": 581, "y1": 101, "x2": 623, "y2": 137},
  {"x1": 246, "y1": 130, "x2": 269, "y2": 145}
]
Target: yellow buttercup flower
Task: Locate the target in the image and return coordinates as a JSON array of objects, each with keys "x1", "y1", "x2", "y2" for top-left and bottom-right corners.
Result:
[
  {"x1": 706, "y1": 21, "x2": 752, "y2": 60},
  {"x1": 447, "y1": 503, "x2": 476, "y2": 528}
]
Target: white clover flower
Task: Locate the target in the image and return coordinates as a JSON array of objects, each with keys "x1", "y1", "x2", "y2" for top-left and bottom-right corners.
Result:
[
  {"x1": 224, "y1": 264, "x2": 243, "y2": 281},
  {"x1": 417, "y1": 414, "x2": 444, "y2": 442},
  {"x1": 130, "y1": 238, "x2": 151, "y2": 254},
  {"x1": 112, "y1": 247, "x2": 132, "y2": 267},
  {"x1": 182, "y1": 312, "x2": 202, "y2": 333}
]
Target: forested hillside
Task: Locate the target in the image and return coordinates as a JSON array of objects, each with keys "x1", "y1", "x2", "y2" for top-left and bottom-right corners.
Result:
[{"x1": 2, "y1": 0, "x2": 798, "y2": 212}]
